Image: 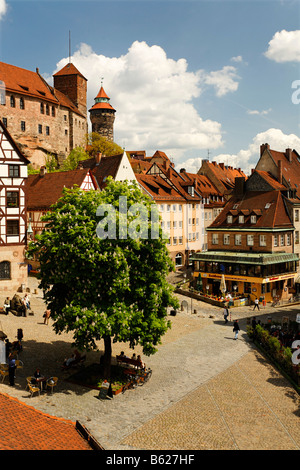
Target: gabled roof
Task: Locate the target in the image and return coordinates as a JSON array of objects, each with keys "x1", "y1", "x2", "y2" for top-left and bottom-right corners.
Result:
[
  {"x1": 253, "y1": 170, "x2": 286, "y2": 191},
  {"x1": 210, "y1": 190, "x2": 293, "y2": 230},
  {"x1": 198, "y1": 160, "x2": 247, "y2": 192},
  {"x1": 92, "y1": 154, "x2": 123, "y2": 188},
  {"x1": 0, "y1": 119, "x2": 31, "y2": 164},
  {"x1": 26, "y1": 168, "x2": 96, "y2": 210},
  {"x1": 259, "y1": 146, "x2": 300, "y2": 198},
  {"x1": 136, "y1": 173, "x2": 186, "y2": 201},
  {"x1": 0, "y1": 392, "x2": 93, "y2": 450}
]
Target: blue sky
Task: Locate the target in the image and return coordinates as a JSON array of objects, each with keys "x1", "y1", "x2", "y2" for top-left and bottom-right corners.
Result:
[{"x1": 0, "y1": 0, "x2": 299, "y2": 173}]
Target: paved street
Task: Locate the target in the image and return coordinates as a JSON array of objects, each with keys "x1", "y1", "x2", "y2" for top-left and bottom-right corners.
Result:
[{"x1": 0, "y1": 277, "x2": 299, "y2": 450}]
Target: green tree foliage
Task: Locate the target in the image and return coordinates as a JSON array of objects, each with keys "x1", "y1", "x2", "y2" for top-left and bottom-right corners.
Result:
[
  {"x1": 62, "y1": 146, "x2": 90, "y2": 171},
  {"x1": 27, "y1": 178, "x2": 178, "y2": 378},
  {"x1": 86, "y1": 132, "x2": 123, "y2": 157}
]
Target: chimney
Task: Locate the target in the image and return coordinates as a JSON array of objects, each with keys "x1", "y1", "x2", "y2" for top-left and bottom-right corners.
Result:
[
  {"x1": 219, "y1": 163, "x2": 225, "y2": 170},
  {"x1": 278, "y1": 159, "x2": 283, "y2": 184},
  {"x1": 166, "y1": 167, "x2": 172, "y2": 180},
  {"x1": 180, "y1": 168, "x2": 186, "y2": 173},
  {"x1": 164, "y1": 159, "x2": 170, "y2": 171},
  {"x1": 286, "y1": 148, "x2": 292, "y2": 162},
  {"x1": 260, "y1": 143, "x2": 270, "y2": 156},
  {"x1": 95, "y1": 152, "x2": 102, "y2": 165},
  {"x1": 39, "y1": 166, "x2": 47, "y2": 177},
  {"x1": 234, "y1": 177, "x2": 245, "y2": 197},
  {"x1": 212, "y1": 161, "x2": 217, "y2": 166},
  {"x1": 251, "y1": 168, "x2": 255, "y2": 174}
]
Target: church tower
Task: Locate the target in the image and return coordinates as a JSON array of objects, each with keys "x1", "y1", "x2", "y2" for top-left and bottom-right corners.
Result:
[{"x1": 89, "y1": 85, "x2": 116, "y2": 141}]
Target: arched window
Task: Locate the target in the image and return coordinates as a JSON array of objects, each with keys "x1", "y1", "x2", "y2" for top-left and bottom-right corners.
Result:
[
  {"x1": 10, "y1": 96, "x2": 15, "y2": 108},
  {"x1": 40, "y1": 103, "x2": 44, "y2": 114},
  {"x1": 0, "y1": 261, "x2": 10, "y2": 279},
  {"x1": 175, "y1": 253, "x2": 183, "y2": 267},
  {"x1": 20, "y1": 97, "x2": 25, "y2": 109}
]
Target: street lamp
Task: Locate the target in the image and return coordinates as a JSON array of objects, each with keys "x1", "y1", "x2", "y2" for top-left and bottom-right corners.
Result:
[{"x1": 27, "y1": 216, "x2": 33, "y2": 242}]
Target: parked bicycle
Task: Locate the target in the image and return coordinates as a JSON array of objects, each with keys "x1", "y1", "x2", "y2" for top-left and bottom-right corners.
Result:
[
  {"x1": 122, "y1": 367, "x2": 152, "y2": 393},
  {"x1": 136, "y1": 367, "x2": 152, "y2": 385},
  {"x1": 272, "y1": 297, "x2": 280, "y2": 307}
]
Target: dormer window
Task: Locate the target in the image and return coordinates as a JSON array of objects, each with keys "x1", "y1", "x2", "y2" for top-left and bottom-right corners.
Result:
[
  {"x1": 227, "y1": 215, "x2": 233, "y2": 224},
  {"x1": 250, "y1": 215, "x2": 257, "y2": 224},
  {"x1": 238, "y1": 215, "x2": 244, "y2": 224},
  {"x1": 188, "y1": 186, "x2": 194, "y2": 197}
]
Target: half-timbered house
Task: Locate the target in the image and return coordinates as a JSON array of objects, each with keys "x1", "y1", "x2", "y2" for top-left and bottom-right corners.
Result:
[{"x1": 0, "y1": 119, "x2": 29, "y2": 292}]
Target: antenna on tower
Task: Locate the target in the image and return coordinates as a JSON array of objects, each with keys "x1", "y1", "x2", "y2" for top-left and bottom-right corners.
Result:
[
  {"x1": 207, "y1": 149, "x2": 211, "y2": 161},
  {"x1": 69, "y1": 30, "x2": 71, "y2": 63},
  {"x1": 101, "y1": 77, "x2": 104, "y2": 87}
]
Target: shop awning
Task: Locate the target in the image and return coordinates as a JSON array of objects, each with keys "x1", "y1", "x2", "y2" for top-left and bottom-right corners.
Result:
[{"x1": 190, "y1": 251, "x2": 299, "y2": 266}]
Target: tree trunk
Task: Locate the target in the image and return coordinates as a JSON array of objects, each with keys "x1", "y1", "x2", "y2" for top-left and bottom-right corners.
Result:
[{"x1": 103, "y1": 335, "x2": 112, "y2": 379}]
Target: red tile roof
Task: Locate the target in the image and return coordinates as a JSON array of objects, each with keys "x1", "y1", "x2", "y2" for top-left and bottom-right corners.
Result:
[
  {"x1": 254, "y1": 170, "x2": 286, "y2": 191},
  {"x1": 53, "y1": 62, "x2": 87, "y2": 81},
  {"x1": 0, "y1": 61, "x2": 85, "y2": 117},
  {"x1": 137, "y1": 173, "x2": 186, "y2": 201},
  {"x1": 0, "y1": 392, "x2": 93, "y2": 450},
  {"x1": 0, "y1": 61, "x2": 57, "y2": 103},
  {"x1": 263, "y1": 147, "x2": 300, "y2": 198},
  {"x1": 210, "y1": 190, "x2": 293, "y2": 230},
  {"x1": 95, "y1": 86, "x2": 110, "y2": 100},
  {"x1": 26, "y1": 168, "x2": 95, "y2": 210},
  {"x1": 199, "y1": 161, "x2": 247, "y2": 192}
]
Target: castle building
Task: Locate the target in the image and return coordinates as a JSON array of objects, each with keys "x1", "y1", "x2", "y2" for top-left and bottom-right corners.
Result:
[
  {"x1": 0, "y1": 61, "x2": 88, "y2": 168},
  {"x1": 89, "y1": 86, "x2": 116, "y2": 142}
]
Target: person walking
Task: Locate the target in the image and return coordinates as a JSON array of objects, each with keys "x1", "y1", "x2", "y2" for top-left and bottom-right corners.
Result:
[
  {"x1": 43, "y1": 309, "x2": 51, "y2": 325},
  {"x1": 223, "y1": 306, "x2": 229, "y2": 324},
  {"x1": 8, "y1": 353, "x2": 16, "y2": 386},
  {"x1": 253, "y1": 297, "x2": 260, "y2": 311},
  {"x1": 233, "y1": 319, "x2": 240, "y2": 340}
]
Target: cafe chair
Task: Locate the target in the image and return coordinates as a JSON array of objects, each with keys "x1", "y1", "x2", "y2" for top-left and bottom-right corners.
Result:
[
  {"x1": 0, "y1": 367, "x2": 9, "y2": 383},
  {"x1": 28, "y1": 383, "x2": 40, "y2": 398},
  {"x1": 46, "y1": 377, "x2": 58, "y2": 394},
  {"x1": 25, "y1": 377, "x2": 35, "y2": 390}
]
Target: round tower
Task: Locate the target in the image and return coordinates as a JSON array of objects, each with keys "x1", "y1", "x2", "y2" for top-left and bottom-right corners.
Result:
[{"x1": 89, "y1": 85, "x2": 116, "y2": 141}]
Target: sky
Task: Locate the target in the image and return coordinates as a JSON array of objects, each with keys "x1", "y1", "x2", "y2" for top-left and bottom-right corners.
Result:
[{"x1": 0, "y1": 0, "x2": 299, "y2": 174}]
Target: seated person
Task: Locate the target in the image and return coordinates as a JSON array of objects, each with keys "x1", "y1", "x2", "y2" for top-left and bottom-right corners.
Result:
[
  {"x1": 22, "y1": 294, "x2": 30, "y2": 310},
  {"x1": 62, "y1": 354, "x2": 76, "y2": 368},
  {"x1": 137, "y1": 355, "x2": 145, "y2": 369},
  {"x1": 34, "y1": 368, "x2": 42, "y2": 379},
  {"x1": 10, "y1": 294, "x2": 26, "y2": 316},
  {"x1": 119, "y1": 351, "x2": 128, "y2": 359},
  {"x1": 3, "y1": 297, "x2": 11, "y2": 314},
  {"x1": 131, "y1": 353, "x2": 137, "y2": 360}
]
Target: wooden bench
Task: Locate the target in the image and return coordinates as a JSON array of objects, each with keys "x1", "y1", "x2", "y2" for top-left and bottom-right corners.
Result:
[{"x1": 116, "y1": 355, "x2": 144, "y2": 369}]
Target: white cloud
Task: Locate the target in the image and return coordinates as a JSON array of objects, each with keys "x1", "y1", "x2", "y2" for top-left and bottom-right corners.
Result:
[
  {"x1": 52, "y1": 41, "x2": 225, "y2": 160},
  {"x1": 202, "y1": 65, "x2": 240, "y2": 97},
  {"x1": 264, "y1": 30, "x2": 300, "y2": 63},
  {"x1": 247, "y1": 108, "x2": 272, "y2": 116},
  {"x1": 212, "y1": 128, "x2": 300, "y2": 175},
  {"x1": 0, "y1": 0, "x2": 7, "y2": 21},
  {"x1": 231, "y1": 55, "x2": 243, "y2": 63}
]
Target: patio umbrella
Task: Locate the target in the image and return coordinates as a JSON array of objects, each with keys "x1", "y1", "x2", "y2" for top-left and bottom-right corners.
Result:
[
  {"x1": 220, "y1": 274, "x2": 226, "y2": 294},
  {"x1": 196, "y1": 273, "x2": 203, "y2": 291}
]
